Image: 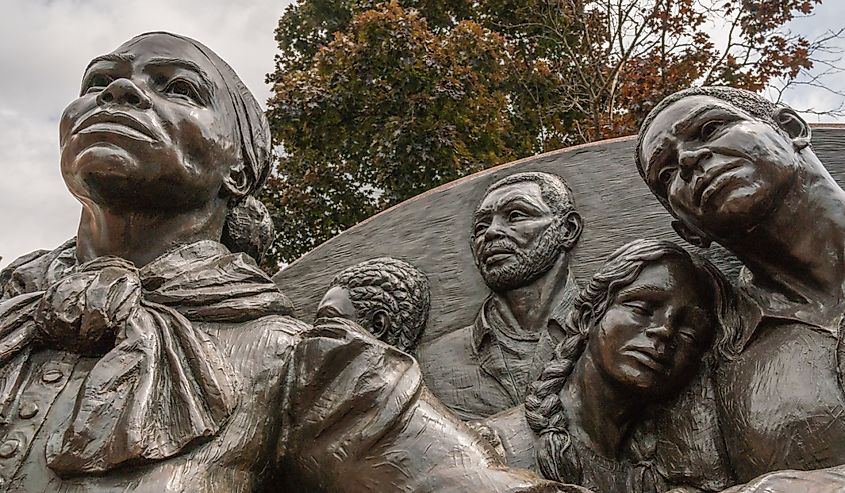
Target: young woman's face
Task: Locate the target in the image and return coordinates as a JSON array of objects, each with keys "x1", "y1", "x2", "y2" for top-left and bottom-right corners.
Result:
[{"x1": 589, "y1": 257, "x2": 716, "y2": 397}]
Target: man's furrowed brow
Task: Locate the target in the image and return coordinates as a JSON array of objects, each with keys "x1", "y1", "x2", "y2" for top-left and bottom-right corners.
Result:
[
  {"x1": 85, "y1": 53, "x2": 135, "y2": 72},
  {"x1": 145, "y1": 57, "x2": 213, "y2": 88},
  {"x1": 496, "y1": 194, "x2": 545, "y2": 212},
  {"x1": 474, "y1": 207, "x2": 491, "y2": 221},
  {"x1": 670, "y1": 103, "x2": 732, "y2": 135}
]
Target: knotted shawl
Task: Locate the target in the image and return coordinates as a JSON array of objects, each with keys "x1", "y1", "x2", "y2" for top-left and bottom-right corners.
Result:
[{"x1": 0, "y1": 239, "x2": 293, "y2": 475}]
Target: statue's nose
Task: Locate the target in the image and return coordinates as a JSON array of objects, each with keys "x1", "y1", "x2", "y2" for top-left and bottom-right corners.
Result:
[
  {"x1": 96, "y1": 78, "x2": 152, "y2": 110},
  {"x1": 677, "y1": 147, "x2": 712, "y2": 181},
  {"x1": 483, "y1": 216, "x2": 507, "y2": 242}
]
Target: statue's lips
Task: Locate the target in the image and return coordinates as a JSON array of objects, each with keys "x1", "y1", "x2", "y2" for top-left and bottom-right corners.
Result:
[
  {"x1": 72, "y1": 112, "x2": 160, "y2": 143},
  {"x1": 693, "y1": 161, "x2": 744, "y2": 207},
  {"x1": 481, "y1": 246, "x2": 516, "y2": 265},
  {"x1": 623, "y1": 346, "x2": 671, "y2": 371},
  {"x1": 485, "y1": 253, "x2": 513, "y2": 265}
]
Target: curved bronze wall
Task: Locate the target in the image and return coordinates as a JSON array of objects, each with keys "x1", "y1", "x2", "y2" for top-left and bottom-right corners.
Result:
[{"x1": 273, "y1": 126, "x2": 845, "y2": 344}]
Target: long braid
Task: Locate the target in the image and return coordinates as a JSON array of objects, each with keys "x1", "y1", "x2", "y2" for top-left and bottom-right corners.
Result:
[
  {"x1": 524, "y1": 239, "x2": 732, "y2": 484},
  {"x1": 524, "y1": 330, "x2": 586, "y2": 482}
]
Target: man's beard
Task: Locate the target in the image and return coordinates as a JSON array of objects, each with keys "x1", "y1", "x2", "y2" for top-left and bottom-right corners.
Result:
[{"x1": 477, "y1": 222, "x2": 565, "y2": 292}]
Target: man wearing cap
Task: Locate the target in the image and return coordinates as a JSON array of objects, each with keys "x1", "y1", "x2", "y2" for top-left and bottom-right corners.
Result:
[{"x1": 637, "y1": 86, "x2": 845, "y2": 492}]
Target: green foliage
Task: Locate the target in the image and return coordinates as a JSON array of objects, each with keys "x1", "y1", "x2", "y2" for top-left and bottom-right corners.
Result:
[
  {"x1": 272, "y1": 0, "x2": 473, "y2": 71},
  {"x1": 263, "y1": 1, "x2": 574, "y2": 267},
  {"x1": 264, "y1": 0, "x2": 833, "y2": 268}
]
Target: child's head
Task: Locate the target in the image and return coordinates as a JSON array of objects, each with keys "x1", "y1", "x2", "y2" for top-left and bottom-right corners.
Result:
[{"x1": 316, "y1": 257, "x2": 430, "y2": 353}]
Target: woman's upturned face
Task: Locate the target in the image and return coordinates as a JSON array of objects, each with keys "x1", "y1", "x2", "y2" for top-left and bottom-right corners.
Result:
[
  {"x1": 59, "y1": 33, "x2": 239, "y2": 212},
  {"x1": 589, "y1": 257, "x2": 716, "y2": 397}
]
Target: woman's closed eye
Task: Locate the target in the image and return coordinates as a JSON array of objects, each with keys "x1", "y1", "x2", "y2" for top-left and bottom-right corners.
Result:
[
  {"x1": 622, "y1": 300, "x2": 652, "y2": 316},
  {"x1": 677, "y1": 328, "x2": 699, "y2": 343}
]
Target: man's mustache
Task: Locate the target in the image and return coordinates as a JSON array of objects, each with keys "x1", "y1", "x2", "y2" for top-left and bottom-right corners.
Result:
[{"x1": 480, "y1": 240, "x2": 521, "y2": 262}]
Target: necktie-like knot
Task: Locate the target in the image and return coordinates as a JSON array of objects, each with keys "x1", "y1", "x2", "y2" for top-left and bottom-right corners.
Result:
[{"x1": 33, "y1": 257, "x2": 141, "y2": 355}]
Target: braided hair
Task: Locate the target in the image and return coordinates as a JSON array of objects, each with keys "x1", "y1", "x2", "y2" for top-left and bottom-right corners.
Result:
[
  {"x1": 523, "y1": 239, "x2": 739, "y2": 483},
  {"x1": 330, "y1": 257, "x2": 430, "y2": 353}
]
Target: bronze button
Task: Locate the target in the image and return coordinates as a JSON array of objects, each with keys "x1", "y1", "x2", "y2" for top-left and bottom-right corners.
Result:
[
  {"x1": 42, "y1": 369, "x2": 64, "y2": 383},
  {"x1": 0, "y1": 439, "x2": 19, "y2": 458},
  {"x1": 18, "y1": 402, "x2": 38, "y2": 419}
]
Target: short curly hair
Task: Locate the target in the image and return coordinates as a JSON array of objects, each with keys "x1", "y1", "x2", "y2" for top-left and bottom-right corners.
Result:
[
  {"x1": 330, "y1": 257, "x2": 431, "y2": 353},
  {"x1": 480, "y1": 172, "x2": 576, "y2": 218}
]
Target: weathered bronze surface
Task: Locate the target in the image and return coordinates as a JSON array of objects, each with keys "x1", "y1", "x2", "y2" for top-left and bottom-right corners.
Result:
[
  {"x1": 416, "y1": 172, "x2": 583, "y2": 420},
  {"x1": 0, "y1": 32, "x2": 583, "y2": 492},
  {"x1": 271, "y1": 126, "x2": 845, "y2": 341},
  {"x1": 6, "y1": 26, "x2": 845, "y2": 493},
  {"x1": 275, "y1": 78, "x2": 845, "y2": 491},
  {"x1": 480, "y1": 239, "x2": 737, "y2": 492},
  {"x1": 636, "y1": 86, "x2": 845, "y2": 492}
]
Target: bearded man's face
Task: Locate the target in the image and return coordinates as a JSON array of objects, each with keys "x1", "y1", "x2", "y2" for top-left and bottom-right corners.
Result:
[{"x1": 471, "y1": 182, "x2": 566, "y2": 292}]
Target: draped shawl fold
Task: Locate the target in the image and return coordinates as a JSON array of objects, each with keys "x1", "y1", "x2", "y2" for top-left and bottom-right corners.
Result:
[{"x1": 0, "y1": 240, "x2": 293, "y2": 475}]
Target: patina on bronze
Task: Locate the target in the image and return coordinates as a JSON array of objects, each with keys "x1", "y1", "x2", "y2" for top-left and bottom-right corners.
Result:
[
  {"x1": 417, "y1": 172, "x2": 583, "y2": 420},
  {"x1": 638, "y1": 86, "x2": 845, "y2": 492},
  {"x1": 478, "y1": 239, "x2": 738, "y2": 492},
  {"x1": 0, "y1": 32, "x2": 584, "y2": 493},
  {"x1": 316, "y1": 257, "x2": 431, "y2": 353}
]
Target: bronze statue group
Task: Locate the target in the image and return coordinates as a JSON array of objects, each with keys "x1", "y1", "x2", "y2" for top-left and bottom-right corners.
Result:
[{"x1": 1, "y1": 31, "x2": 844, "y2": 493}]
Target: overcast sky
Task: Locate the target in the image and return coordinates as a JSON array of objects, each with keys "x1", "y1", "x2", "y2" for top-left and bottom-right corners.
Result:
[{"x1": 0, "y1": 0, "x2": 843, "y2": 268}]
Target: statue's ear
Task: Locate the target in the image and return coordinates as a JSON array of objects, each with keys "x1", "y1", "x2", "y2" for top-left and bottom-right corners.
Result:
[
  {"x1": 223, "y1": 164, "x2": 250, "y2": 199},
  {"x1": 559, "y1": 211, "x2": 584, "y2": 249},
  {"x1": 671, "y1": 220, "x2": 712, "y2": 249},
  {"x1": 578, "y1": 308, "x2": 597, "y2": 336},
  {"x1": 370, "y1": 310, "x2": 390, "y2": 340},
  {"x1": 774, "y1": 107, "x2": 811, "y2": 150}
]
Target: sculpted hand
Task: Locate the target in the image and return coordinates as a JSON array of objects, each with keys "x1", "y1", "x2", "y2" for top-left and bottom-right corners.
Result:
[
  {"x1": 719, "y1": 468, "x2": 845, "y2": 493},
  {"x1": 35, "y1": 256, "x2": 142, "y2": 354}
]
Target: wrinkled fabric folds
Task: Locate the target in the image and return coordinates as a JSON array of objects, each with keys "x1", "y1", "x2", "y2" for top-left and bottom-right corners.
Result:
[{"x1": 0, "y1": 239, "x2": 293, "y2": 475}]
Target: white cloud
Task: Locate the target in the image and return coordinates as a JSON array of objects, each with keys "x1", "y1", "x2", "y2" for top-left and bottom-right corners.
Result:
[
  {"x1": 767, "y1": 3, "x2": 845, "y2": 122},
  {"x1": 701, "y1": 2, "x2": 845, "y2": 122}
]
